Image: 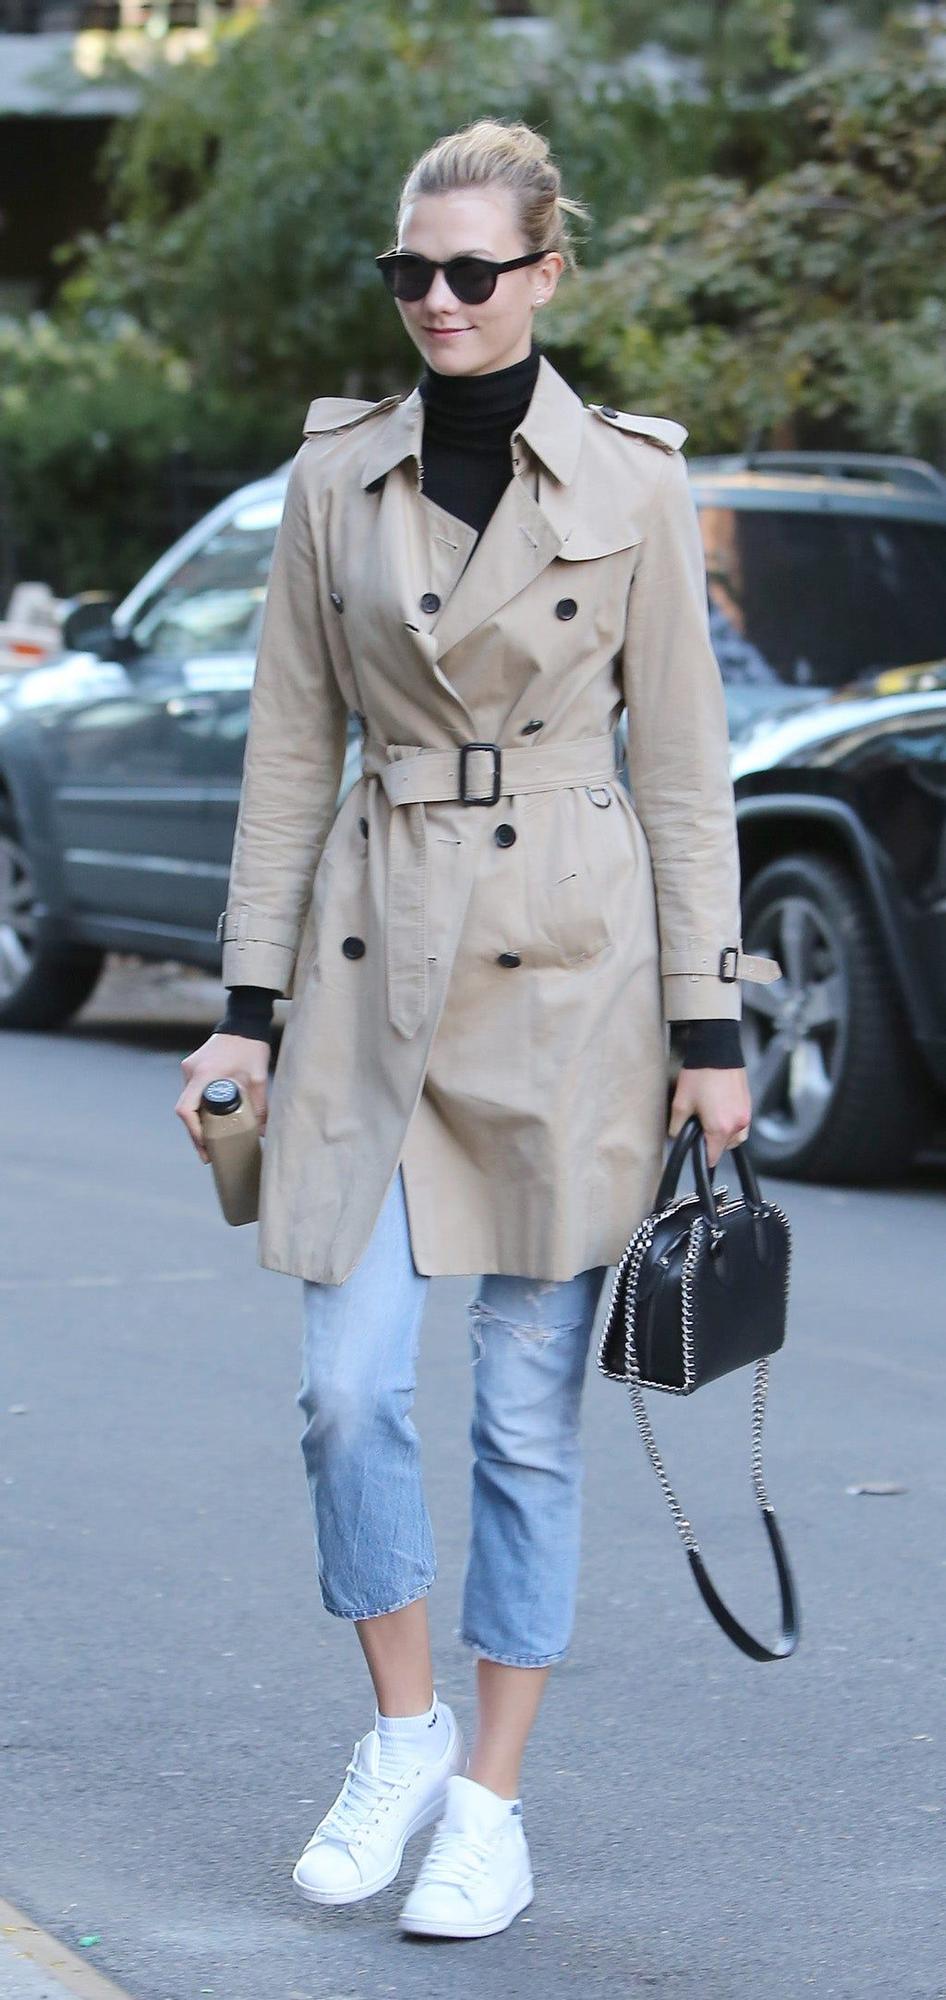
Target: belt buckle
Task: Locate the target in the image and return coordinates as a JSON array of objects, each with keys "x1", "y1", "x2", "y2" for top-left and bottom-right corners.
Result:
[
  {"x1": 718, "y1": 946, "x2": 740, "y2": 982},
  {"x1": 459, "y1": 741, "x2": 502, "y2": 806}
]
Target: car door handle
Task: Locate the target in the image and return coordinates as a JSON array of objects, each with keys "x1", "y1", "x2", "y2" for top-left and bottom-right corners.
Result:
[{"x1": 166, "y1": 694, "x2": 217, "y2": 718}]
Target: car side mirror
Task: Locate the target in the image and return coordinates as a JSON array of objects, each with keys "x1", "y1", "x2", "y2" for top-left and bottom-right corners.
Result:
[
  {"x1": 61, "y1": 595, "x2": 143, "y2": 665},
  {"x1": 61, "y1": 594, "x2": 120, "y2": 657}
]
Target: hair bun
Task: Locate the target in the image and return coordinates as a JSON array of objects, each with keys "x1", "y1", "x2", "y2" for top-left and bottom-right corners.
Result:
[
  {"x1": 490, "y1": 120, "x2": 552, "y2": 163},
  {"x1": 397, "y1": 117, "x2": 591, "y2": 272}
]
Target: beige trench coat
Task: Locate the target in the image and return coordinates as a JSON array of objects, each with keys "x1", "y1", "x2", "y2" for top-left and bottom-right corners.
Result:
[{"x1": 218, "y1": 353, "x2": 779, "y2": 1284}]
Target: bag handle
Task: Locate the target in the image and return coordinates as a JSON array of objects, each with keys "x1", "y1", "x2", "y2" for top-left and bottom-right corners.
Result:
[
  {"x1": 626, "y1": 1120, "x2": 801, "y2": 1662},
  {"x1": 655, "y1": 1113, "x2": 765, "y2": 1217}
]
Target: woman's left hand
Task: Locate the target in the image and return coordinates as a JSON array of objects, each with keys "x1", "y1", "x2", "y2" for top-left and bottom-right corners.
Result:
[{"x1": 668, "y1": 1065, "x2": 752, "y2": 1169}]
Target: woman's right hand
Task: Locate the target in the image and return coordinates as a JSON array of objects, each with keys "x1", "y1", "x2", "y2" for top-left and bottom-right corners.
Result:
[{"x1": 175, "y1": 1033, "x2": 272, "y2": 1164}]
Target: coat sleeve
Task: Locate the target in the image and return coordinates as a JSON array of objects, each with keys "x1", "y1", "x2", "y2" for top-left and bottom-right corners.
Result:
[
  {"x1": 216, "y1": 444, "x2": 348, "y2": 995},
  {"x1": 619, "y1": 445, "x2": 745, "y2": 1024}
]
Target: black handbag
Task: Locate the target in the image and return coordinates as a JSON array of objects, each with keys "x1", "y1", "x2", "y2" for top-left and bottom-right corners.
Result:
[{"x1": 596, "y1": 1114, "x2": 800, "y2": 1661}]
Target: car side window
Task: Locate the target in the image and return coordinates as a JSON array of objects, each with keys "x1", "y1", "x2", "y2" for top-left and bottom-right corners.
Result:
[
  {"x1": 699, "y1": 505, "x2": 946, "y2": 689},
  {"x1": 128, "y1": 498, "x2": 283, "y2": 661}
]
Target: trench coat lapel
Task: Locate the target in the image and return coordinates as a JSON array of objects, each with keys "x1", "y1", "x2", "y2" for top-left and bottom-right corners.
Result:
[
  {"x1": 370, "y1": 455, "x2": 480, "y2": 725},
  {"x1": 359, "y1": 353, "x2": 586, "y2": 669},
  {"x1": 432, "y1": 353, "x2": 585, "y2": 660},
  {"x1": 357, "y1": 389, "x2": 471, "y2": 720},
  {"x1": 428, "y1": 473, "x2": 566, "y2": 661}
]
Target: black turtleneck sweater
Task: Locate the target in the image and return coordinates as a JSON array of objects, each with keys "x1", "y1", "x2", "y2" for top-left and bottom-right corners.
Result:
[
  {"x1": 216, "y1": 341, "x2": 743, "y2": 1071},
  {"x1": 416, "y1": 340, "x2": 542, "y2": 537}
]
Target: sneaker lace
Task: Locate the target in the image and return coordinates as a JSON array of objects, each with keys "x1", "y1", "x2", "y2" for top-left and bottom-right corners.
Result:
[
  {"x1": 315, "y1": 1748, "x2": 421, "y2": 1852},
  {"x1": 414, "y1": 1822, "x2": 497, "y2": 1889}
]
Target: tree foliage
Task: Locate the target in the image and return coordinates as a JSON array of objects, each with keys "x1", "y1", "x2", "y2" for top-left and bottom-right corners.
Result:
[
  {"x1": 543, "y1": 54, "x2": 946, "y2": 457},
  {"x1": 58, "y1": 0, "x2": 680, "y2": 415},
  {"x1": 0, "y1": 315, "x2": 273, "y2": 594},
  {"x1": 4, "y1": 3, "x2": 944, "y2": 594},
  {"x1": 556, "y1": 0, "x2": 906, "y2": 87}
]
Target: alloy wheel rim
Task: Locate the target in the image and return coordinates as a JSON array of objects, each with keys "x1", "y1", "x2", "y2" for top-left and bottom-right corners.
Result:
[
  {"x1": 0, "y1": 830, "x2": 37, "y2": 1000},
  {"x1": 742, "y1": 892, "x2": 848, "y2": 1153}
]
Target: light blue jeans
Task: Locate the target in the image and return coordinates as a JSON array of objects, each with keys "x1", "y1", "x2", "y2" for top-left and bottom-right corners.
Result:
[{"x1": 297, "y1": 1165, "x2": 608, "y2": 1667}]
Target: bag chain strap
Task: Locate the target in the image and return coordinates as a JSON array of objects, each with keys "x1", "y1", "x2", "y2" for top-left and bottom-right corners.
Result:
[
  {"x1": 625, "y1": 1350, "x2": 771, "y2": 1554},
  {"x1": 611, "y1": 1202, "x2": 800, "y2": 1660}
]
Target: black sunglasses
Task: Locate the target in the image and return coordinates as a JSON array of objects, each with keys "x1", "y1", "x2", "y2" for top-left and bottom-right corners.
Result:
[{"x1": 376, "y1": 248, "x2": 548, "y2": 305}]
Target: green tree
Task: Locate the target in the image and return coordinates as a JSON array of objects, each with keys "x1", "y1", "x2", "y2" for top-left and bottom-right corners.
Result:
[
  {"x1": 542, "y1": 52, "x2": 946, "y2": 458},
  {"x1": 6, "y1": 1, "x2": 943, "y2": 597},
  {"x1": 554, "y1": 0, "x2": 909, "y2": 88},
  {"x1": 58, "y1": 0, "x2": 678, "y2": 418},
  {"x1": 0, "y1": 314, "x2": 281, "y2": 595}
]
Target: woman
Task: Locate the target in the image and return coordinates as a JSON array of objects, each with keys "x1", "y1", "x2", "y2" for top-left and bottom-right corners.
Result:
[{"x1": 175, "y1": 118, "x2": 778, "y2": 1940}]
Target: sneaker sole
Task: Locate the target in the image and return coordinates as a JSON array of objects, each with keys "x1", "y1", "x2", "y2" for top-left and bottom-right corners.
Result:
[
  {"x1": 292, "y1": 1730, "x2": 466, "y2": 1907},
  {"x1": 399, "y1": 1872, "x2": 534, "y2": 1938}
]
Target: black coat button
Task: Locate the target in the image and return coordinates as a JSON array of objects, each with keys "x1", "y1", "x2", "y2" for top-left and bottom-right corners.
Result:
[
  {"x1": 358, "y1": 816, "x2": 369, "y2": 838},
  {"x1": 329, "y1": 589, "x2": 344, "y2": 611},
  {"x1": 600, "y1": 405, "x2": 618, "y2": 419},
  {"x1": 494, "y1": 823, "x2": 516, "y2": 848},
  {"x1": 555, "y1": 597, "x2": 578, "y2": 621},
  {"x1": 420, "y1": 592, "x2": 441, "y2": 614},
  {"x1": 497, "y1": 951, "x2": 521, "y2": 968},
  {"x1": 521, "y1": 719, "x2": 544, "y2": 734},
  {"x1": 342, "y1": 936, "x2": 366, "y2": 960}
]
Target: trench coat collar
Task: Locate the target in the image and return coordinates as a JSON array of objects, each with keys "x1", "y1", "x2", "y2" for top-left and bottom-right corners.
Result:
[
  {"x1": 358, "y1": 351, "x2": 585, "y2": 494},
  {"x1": 515, "y1": 352, "x2": 585, "y2": 484},
  {"x1": 357, "y1": 353, "x2": 588, "y2": 668}
]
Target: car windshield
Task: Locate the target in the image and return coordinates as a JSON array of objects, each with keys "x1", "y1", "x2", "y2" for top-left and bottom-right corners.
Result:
[
  {"x1": 127, "y1": 497, "x2": 283, "y2": 660},
  {"x1": 700, "y1": 508, "x2": 946, "y2": 690}
]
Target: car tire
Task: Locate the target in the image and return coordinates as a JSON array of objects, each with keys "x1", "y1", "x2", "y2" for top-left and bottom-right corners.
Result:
[
  {"x1": 740, "y1": 853, "x2": 931, "y2": 1183},
  {"x1": 0, "y1": 802, "x2": 105, "y2": 1030}
]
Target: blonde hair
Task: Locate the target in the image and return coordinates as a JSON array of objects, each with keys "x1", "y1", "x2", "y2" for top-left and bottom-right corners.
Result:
[{"x1": 395, "y1": 118, "x2": 590, "y2": 272}]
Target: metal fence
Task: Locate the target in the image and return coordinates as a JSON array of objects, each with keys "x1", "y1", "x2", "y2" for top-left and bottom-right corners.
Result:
[
  {"x1": 0, "y1": 450, "x2": 272, "y2": 609},
  {"x1": 0, "y1": 0, "x2": 237, "y2": 28}
]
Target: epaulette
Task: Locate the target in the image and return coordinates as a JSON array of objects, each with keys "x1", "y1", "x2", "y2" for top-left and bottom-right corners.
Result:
[
  {"x1": 588, "y1": 404, "x2": 688, "y2": 453},
  {"x1": 303, "y1": 394, "x2": 402, "y2": 438}
]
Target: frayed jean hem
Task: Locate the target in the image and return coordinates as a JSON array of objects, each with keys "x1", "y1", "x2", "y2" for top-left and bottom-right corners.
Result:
[
  {"x1": 320, "y1": 1577, "x2": 435, "y2": 1621},
  {"x1": 460, "y1": 1631, "x2": 567, "y2": 1668}
]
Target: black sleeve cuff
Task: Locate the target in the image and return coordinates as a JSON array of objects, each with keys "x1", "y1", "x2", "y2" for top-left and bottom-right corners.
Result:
[
  {"x1": 213, "y1": 984, "x2": 278, "y2": 1041},
  {"x1": 669, "y1": 1017, "x2": 745, "y2": 1070}
]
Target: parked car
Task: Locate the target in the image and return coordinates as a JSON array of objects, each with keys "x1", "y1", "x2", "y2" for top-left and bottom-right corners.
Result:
[
  {"x1": 1, "y1": 449, "x2": 944, "y2": 1184},
  {"x1": 626, "y1": 448, "x2": 946, "y2": 1179},
  {"x1": 729, "y1": 676, "x2": 946, "y2": 1179}
]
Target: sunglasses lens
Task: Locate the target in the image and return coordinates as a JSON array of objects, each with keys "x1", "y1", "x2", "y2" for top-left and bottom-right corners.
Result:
[
  {"x1": 380, "y1": 256, "x2": 434, "y2": 302},
  {"x1": 447, "y1": 259, "x2": 496, "y2": 305}
]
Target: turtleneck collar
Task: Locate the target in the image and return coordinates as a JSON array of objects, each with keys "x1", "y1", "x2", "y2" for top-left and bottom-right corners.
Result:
[{"x1": 417, "y1": 341, "x2": 542, "y2": 451}]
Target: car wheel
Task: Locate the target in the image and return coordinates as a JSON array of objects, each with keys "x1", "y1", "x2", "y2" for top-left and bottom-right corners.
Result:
[
  {"x1": 0, "y1": 803, "x2": 104, "y2": 1030},
  {"x1": 740, "y1": 853, "x2": 931, "y2": 1182}
]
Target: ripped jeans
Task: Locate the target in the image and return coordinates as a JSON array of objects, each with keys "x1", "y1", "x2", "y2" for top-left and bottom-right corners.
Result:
[{"x1": 297, "y1": 1165, "x2": 608, "y2": 1667}]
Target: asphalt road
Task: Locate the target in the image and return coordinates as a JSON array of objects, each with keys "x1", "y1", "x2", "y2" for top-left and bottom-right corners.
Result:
[{"x1": 2, "y1": 960, "x2": 945, "y2": 2000}]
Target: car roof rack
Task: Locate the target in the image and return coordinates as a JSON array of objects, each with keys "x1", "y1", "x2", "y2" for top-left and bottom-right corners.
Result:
[{"x1": 692, "y1": 450, "x2": 946, "y2": 496}]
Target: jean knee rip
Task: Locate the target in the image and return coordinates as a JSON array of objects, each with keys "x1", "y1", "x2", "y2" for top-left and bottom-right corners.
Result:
[{"x1": 468, "y1": 1295, "x2": 583, "y2": 1364}]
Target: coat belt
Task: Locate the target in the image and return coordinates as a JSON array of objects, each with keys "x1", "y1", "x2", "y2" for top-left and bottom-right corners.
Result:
[{"x1": 362, "y1": 732, "x2": 620, "y2": 1038}]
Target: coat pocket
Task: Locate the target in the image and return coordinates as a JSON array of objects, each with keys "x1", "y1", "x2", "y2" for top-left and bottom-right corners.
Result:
[
  {"x1": 527, "y1": 782, "x2": 643, "y2": 969},
  {"x1": 538, "y1": 862, "x2": 613, "y2": 966}
]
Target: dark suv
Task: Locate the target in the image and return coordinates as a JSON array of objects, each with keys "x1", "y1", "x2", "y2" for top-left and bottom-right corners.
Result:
[
  {"x1": 655, "y1": 450, "x2": 946, "y2": 1181},
  {"x1": 1, "y1": 448, "x2": 944, "y2": 1184}
]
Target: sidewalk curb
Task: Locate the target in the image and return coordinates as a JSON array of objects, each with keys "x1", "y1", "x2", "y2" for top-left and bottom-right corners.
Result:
[{"x1": 0, "y1": 1899, "x2": 136, "y2": 2000}]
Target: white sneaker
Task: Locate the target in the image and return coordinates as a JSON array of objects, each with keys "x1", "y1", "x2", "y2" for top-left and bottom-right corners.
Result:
[
  {"x1": 291, "y1": 1705, "x2": 466, "y2": 1906},
  {"x1": 398, "y1": 1773, "x2": 534, "y2": 1938}
]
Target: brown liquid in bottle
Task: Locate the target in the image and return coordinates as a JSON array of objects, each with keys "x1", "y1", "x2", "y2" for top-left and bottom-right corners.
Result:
[{"x1": 198, "y1": 1079, "x2": 261, "y2": 1226}]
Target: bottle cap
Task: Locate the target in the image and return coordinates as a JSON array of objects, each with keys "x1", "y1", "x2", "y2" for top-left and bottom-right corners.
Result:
[{"x1": 200, "y1": 1079, "x2": 242, "y2": 1115}]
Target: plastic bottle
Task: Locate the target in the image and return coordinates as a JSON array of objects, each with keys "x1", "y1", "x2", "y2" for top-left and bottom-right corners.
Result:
[{"x1": 198, "y1": 1078, "x2": 262, "y2": 1226}]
